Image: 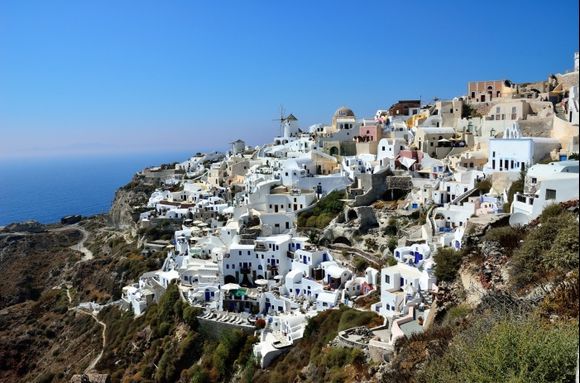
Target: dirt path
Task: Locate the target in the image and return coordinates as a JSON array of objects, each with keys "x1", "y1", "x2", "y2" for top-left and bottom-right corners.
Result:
[
  {"x1": 70, "y1": 306, "x2": 107, "y2": 373},
  {"x1": 459, "y1": 267, "x2": 485, "y2": 307},
  {"x1": 69, "y1": 226, "x2": 93, "y2": 261},
  {"x1": 50, "y1": 224, "x2": 94, "y2": 261}
]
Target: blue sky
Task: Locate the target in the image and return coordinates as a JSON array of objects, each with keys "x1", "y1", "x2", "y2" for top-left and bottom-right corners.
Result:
[{"x1": 0, "y1": 0, "x2": 578, "y2": 159}]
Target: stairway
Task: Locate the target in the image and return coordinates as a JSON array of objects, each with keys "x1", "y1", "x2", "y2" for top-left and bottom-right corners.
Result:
[{"x1": 554, "y1": 103, "x2": 568, "y2": 121}]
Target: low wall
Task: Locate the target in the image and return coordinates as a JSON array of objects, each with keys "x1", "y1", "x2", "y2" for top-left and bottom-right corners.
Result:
[{"x1": 197, "y1": 317, "x2": 255, "y2": 340}]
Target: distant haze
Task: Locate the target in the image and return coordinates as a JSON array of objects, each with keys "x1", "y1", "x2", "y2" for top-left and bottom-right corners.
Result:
[{"x1": 0, "y1": 0, "x2": 578, "y2": 159}]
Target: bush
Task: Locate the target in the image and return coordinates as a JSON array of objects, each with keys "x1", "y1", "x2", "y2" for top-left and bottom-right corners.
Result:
[
  {"x1": 385, "y1": 255, "x2": 398, "y2": 266},
  {"x1": 353, "y1": 257, "x2": 369, "y2": 273},
  {"x1": 510, "y1": 210, "x2": 578, "y2": 289},
  {"x1": 503, "y1": 172, "x2": 524, "y2": 212},
  {"x1": 182, "y1": 306, "x2": 201, "y2": 330},
  {"x1": 442, "y1": 304, "x2": 472, "y2": 326},
  {"x1": 157, "y1": 283, "x2": 181, "y2": 323},
  {"x1": 407, "y1": 210, "x2": 420, "y2": 220},
  {"x1": 475, "y1": 178, "x2": 492, "y2": 194},
  {"x1": 538, "y1": 203, "x2": 563, "y2": 223},
  {"x1": 420, "y1": 317, "x2": 579, "y2": 383},
  {"x1": 297, "y1": 190, "x2": 345, "y2": 229},
  {"x1": 387, "y1": 237, "x2": 398, "y2": 252},
  {"x1": 337, "y1": 309, "x2": 382, "y2": 331},
  {"x1": 483, "y1": 225, "x2": 525, "y2": 252},
  {"x1": 364, "y1": 238, "x2": 378, "y2": 251},
  {"x1": 433, "y1": 248, "x2": 462, "y2": 283}
]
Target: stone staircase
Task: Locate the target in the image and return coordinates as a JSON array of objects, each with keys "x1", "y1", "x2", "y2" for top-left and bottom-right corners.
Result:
[{"x1": 554, "y1": 103, "x2": 568, "y2": 120}]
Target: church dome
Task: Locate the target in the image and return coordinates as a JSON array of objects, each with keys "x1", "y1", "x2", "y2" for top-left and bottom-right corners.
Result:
[{"x1": 334, "y1": 106, "x2": 355, "y2": 118}]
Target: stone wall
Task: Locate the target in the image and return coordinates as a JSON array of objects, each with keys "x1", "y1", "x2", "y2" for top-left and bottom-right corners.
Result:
[
  {"x1": 351, "y1": 167, "x2": 392, "y2": 207},
  {"x1": 197, "y1": 317, "x2": 255, "y2": 340}
]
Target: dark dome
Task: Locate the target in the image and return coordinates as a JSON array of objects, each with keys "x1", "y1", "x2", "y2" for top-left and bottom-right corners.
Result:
[{"x1": 334, "y1": 106, "x2": 355, "y2": 118}]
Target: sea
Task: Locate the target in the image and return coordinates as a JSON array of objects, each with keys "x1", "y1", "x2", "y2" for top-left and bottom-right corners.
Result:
[{"x1": 0, "y1": 151, "x2": 199, "y2": 226}]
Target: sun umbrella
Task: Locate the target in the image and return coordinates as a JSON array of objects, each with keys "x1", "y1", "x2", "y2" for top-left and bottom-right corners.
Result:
[{"x1": 221, "y1": 283, "x2": 241, "y2": 291}]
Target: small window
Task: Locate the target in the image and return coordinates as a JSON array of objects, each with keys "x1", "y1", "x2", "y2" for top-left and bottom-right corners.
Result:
[
  {"x1": 546, "y1": 189, "x2": 557, "y2": 200},
  {"x1": 385, "y1": 275, "x2": 390, "y2": 284}
]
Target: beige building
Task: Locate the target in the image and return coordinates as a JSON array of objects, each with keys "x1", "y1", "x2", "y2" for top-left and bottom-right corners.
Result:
[
  {"x1": 330, "y1": 106, "x2": 356, "y2": 133},
  {"x1": 413, "y1": 126, "x2": 457, "y2": 156},
  {"x1": 467, "y1": 80, "x2": 517, "y2": 103}
]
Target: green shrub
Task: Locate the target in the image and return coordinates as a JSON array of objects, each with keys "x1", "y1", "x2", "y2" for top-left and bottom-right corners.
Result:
[
  {"x1": 383, "y1": 225, "x2": 398, "y2": 236},
  {"x1": 387, "y1": 237, "x2": 398, "y2": 252},
  {"x1": 442, "y1": 304, "x2": 472, "y2": 326},
  {"x1": 385, "y1": 256, "x2": 398, "y2": 266},
  {"x1": 475, "y1": 178, "x2": 492, "y2": 194},
  {"x1": 538, "y1": 203, "x2": 563, "y2": 223},
  {"x1": 420, "y1": 317, "x2": 579, "y2": 383},
  {"x1": 157, "y1": 283, "x2": 181, "y2": 323},
  {"x1": 297, "y1": 190, "x2": 345, "y2": 229},
  {"x1": 353, "y1": 257, "x2": 369, "y2": 272},
  {"x1": 182, "y1": 306, "x2": 201, "y2": 330},
  {"x1": 483, "y1": 225, "x2": 525, "y2": 252},
  {"x1": 409, "y1": 210, "x2": 421, "y2": 220},
  {"x1": 337, "y1": 309, "x2": 381, "y2": 331},
  {"x1": 190, "y1": 365, "x2": 209, "y2": 383},
  {"x1": 503, "y1": 172, "x2": 524, "y2": 212},
  {"x1": 510, "y1": 210, "x2": 578, "y2": 289},
  {"x1": 433, "y1": 248, "x2": 462, "y2": 283}
]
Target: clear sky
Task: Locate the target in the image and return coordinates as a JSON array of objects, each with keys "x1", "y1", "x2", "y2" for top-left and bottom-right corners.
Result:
[{"x1": 0, "y1": 0, "x2": 578, "y2": 159}]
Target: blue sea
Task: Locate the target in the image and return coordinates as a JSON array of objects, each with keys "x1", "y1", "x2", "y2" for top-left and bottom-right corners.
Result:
[{"x1": 0, "y1": 151, "x2": 196, "y2": 226}]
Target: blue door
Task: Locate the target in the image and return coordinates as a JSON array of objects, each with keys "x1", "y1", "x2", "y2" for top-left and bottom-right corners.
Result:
[{"x1": 205, "y1": 289, "x2": 211, "y2": 301}]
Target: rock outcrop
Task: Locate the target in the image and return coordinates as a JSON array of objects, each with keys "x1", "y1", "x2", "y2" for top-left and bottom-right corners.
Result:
[{"x1": 109, "y1": 175, "x2": 157, "y2": 233}]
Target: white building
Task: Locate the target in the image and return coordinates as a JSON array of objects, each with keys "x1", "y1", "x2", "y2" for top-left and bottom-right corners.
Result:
[
  {"x1": 483, "y1": 123, "x2": 561, "y2": 173},
  {"x1": 510, "y1": 161, "x2": 579, "y2": 225},
  {"x1": 372, "y1": 262, "x2": 436, "y2": 319}
]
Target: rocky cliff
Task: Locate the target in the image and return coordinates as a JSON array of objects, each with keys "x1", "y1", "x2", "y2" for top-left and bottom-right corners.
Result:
[{"x1": 109, "y1": 175, "x2": 158, "y2": 234}]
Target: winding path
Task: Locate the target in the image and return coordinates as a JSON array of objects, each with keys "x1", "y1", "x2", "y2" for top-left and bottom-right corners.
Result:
[
  {"x1": 68, "y1": 225, "x2": 93, "y2": 261},
  {"x1": 51, "y1": 224, "x2": 94, "y2": 261},
  {"x1": 65, "y1": 285, "x2": 107, "y2": 374}
]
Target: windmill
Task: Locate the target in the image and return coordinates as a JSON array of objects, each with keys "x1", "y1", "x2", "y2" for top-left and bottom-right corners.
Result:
[{"x1": 272, "y1": 105, "x2": 287, "y2": 137}]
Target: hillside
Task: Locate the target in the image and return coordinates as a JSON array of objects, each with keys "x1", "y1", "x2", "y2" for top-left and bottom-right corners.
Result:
[{"x1": 0, "y1": 177, "x2": 578, "y2": 383}]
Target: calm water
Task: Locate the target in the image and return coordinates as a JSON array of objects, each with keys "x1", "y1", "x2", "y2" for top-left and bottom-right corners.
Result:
[{"x1": 0, "y1": 151, "x2": 195, "y2": 226}]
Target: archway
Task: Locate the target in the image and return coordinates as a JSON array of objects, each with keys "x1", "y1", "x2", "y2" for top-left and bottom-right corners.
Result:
[
  {"x1": 329, "y1": 146, "x2": 339, "y2": 156},
  {"x1": 347, "y1": 209, "x2": 358, "y2": 221},
  {"x1": 333, "y1": 236, "x2": 352, "y2": 247}
]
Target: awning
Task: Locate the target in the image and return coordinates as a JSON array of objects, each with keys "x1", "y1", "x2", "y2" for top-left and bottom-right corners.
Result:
[{"x1": 399, "y1": 157, "x2": 417, "y2": 169}]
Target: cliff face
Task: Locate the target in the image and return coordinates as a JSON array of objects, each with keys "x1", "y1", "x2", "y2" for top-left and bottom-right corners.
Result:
[{"x1": 109, "y1": 175, "x2": 158, "y2": 233}]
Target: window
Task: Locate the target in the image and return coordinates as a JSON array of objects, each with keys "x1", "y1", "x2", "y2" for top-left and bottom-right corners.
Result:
[
  {"x1": 546, "y1": 189, "x2": 557, "y2": 200},
  {"x1": 531, "y1": 177, "x2": 537, "y2": 184},
  {"x1": 385, "y1": 275, "x2": 390, "y2": 284},
  {"x1": 492, "y1": 151, "x2": 496, "y2": 157}
]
